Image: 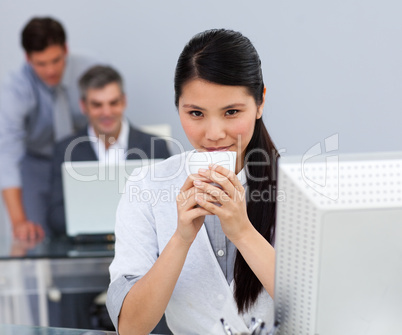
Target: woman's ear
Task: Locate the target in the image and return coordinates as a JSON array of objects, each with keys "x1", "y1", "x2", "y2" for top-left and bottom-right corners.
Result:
[{"x1": 256, "y1": 87, "x2": 266, "y2": 119}]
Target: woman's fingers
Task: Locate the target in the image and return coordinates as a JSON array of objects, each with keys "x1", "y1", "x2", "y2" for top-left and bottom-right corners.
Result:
[
  {"x1": 193, "y1": 179, "x2": 234, "y2": 205},
  {"x1": 197, "y1": 165, "x2": 244, "y2": 198},
  {"x1": 212, "y1": 164, "x2": 243, "y2": 189},
  {"x1": 177, "y1": 187, "x2": 215, "y2": 213},
  {"x1": 194, "y1": 193, "x2": 224, "y2": 217},
  {"x1": 180, "y1": 174, "x2": 212, "y2": 193},
  {"x1": 177, "y1": 187, "x2": 198, "y2": 209}
]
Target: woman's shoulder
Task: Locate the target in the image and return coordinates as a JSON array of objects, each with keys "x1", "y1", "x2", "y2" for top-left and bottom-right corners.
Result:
[{"x1": 154, "y1": 151, "x2": 188, "y2": 173}]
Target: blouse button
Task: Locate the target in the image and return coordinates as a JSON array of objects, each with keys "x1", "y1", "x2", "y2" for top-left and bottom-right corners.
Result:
[{"x1": 217, "y1": 249, "x2": 225, "y2": 257}]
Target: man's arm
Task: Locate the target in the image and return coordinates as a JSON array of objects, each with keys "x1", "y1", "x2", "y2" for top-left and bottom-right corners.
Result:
[
  {"x1": 0, "y1": 70, "x2": 43, "y2": 241},
  {"x1": 2, "y1": 188, "x2": 44, "y2": 240}
]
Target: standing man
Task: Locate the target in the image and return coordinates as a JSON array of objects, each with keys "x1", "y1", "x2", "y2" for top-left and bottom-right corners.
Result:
[
  {"x1": 0, "y1": 17, "x2": 97, "y2": 240},
  {"x1": 48, "y1": 65, "x2": 171, "y2": 237}
]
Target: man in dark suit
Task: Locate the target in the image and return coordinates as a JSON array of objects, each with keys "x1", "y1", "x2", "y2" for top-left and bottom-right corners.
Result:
[{"x1": 48, "y1": 65, "x2": 171, "y2": 237}]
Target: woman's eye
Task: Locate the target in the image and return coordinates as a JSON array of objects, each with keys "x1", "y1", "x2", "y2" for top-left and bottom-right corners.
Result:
[
  {"x1": 190, "y1": 111, "x2": 203, "y2": 117},
  {"x1": 225, "y1": 109, "x2": 239, "y2": 116}
]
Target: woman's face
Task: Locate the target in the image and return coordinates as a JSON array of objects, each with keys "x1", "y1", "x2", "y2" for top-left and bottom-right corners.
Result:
[{"x1": 178, "y1": 79, "x2": 265, "y2": 172}]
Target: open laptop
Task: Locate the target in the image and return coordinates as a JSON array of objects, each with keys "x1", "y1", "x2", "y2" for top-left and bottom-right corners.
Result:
[{"x1": 62, "y1": 159, "x2": 161, "y2": 243}]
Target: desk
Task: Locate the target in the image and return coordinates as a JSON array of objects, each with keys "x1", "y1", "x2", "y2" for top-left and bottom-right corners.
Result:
[
  {"x1": 0, "y1": 324, "x2": 117, "y2": 335},
  {"x1": 0, "y1": 238, "x2": 113, "y2": 327}
]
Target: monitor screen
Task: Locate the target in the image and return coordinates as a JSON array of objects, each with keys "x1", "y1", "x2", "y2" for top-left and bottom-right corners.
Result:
[{"x1": 274, "y1": 151, "x2": 402, "y2": 335}]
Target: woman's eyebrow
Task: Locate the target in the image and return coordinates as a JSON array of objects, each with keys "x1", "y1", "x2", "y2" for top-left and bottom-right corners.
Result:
[
  {"x1": 182, "y1": 104, "x2": 206, "y2": 111},
  {"x1": 220, "y1": 103, "x2": 246, "y2": 110},
  {"x1": 182, "y1": 102, "x2": 247, "y2": 110}
]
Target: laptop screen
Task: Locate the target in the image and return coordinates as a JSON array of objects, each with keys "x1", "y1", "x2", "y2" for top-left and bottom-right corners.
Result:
[{"x1": 62, "y1": 159, "x2": 162, "y2": 237}]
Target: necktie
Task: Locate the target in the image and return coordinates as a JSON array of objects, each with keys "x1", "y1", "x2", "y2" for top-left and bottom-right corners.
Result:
[{"x1": 53, "y1": 85, "x2": 73, "y2": 141}]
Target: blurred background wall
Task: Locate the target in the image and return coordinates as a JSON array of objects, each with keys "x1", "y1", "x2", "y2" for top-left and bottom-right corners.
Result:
[{"x1": 1, "y1": 0, "x2": 401, "y2": 229}]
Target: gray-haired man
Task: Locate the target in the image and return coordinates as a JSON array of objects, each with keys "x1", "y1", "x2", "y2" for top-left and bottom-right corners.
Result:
[{"x1": 48, "y1": 65, "x2": 171, "y2": 236}]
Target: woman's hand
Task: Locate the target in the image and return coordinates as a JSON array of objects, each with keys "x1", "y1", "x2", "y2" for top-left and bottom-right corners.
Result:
[
  {"x1": 176, "y1": 174, "x2": 213, "y2": 245},
  {"x1": 194, "y1": 164, "x2": 252, "y2": 242}
]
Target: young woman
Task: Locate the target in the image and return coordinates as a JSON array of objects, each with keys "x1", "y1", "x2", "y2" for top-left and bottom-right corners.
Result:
[{"x1": 107, "y1": 29, "x2": 279, "y2": 335}]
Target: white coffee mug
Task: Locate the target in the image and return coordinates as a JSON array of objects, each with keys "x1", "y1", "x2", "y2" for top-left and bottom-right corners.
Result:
[{"x1": 186, "y1": 150, "x2": 237, "y2": 176}]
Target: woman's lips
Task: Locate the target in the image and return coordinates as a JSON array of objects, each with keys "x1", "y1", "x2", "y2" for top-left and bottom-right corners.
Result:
[{"x1": 203, "y1": 145, "x2": 233, "y2": 152}]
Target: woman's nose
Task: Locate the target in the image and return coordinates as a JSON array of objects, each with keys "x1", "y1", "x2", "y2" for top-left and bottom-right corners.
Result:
[{"x1": 205, "y1": 120, "x2": 226, "y2": 142}]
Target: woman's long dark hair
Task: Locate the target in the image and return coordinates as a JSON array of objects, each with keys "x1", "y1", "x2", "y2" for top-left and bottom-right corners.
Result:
[{"x1": 174, "y1": 29, "x2": 279, "y2": 313}]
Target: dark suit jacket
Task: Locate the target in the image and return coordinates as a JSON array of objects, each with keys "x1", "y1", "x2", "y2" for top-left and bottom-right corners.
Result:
[{"x1": 47, "y1": 124, "x2": 171, "y2": 236}]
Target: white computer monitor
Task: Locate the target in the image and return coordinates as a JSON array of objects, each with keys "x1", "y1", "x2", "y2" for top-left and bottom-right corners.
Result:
[{"x1": 274, "y1": 151, "x2": 402, "y2": 335}]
